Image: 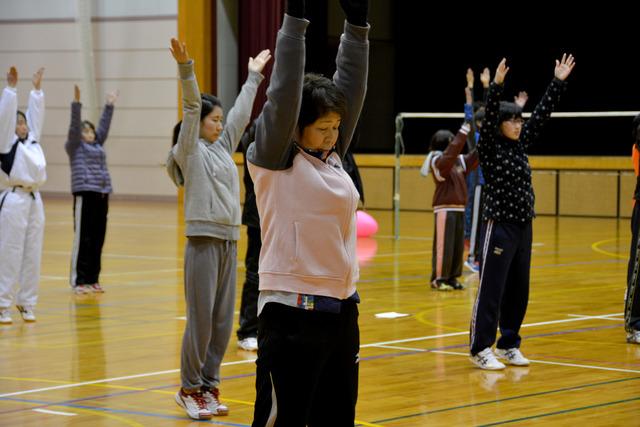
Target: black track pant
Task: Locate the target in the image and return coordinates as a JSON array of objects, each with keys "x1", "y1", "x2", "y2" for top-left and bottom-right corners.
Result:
[
  {"x1": 252, "y1": 302, "x2": 359, "y2": 427},
  {"x1": 70, "y1": 192, "x2": 108, "y2": 286},
  {"x1": 626, "y1": 202, "x2": 640, "y2": 332},
  {"x1": 237, "y1": 226, "x2": 261, "y2": 340},
  {"x1": 470, "y1": 220, "x2": 532, "y2": 355}
]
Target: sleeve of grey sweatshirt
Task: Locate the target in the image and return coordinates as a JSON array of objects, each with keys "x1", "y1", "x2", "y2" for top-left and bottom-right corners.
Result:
[
  {"x1": 333, "y1": 21, "x2": 370, "y2": 158},
  {"x1": 247, "y1": 15, "x2": 309, "y2": 170},
  {"x1": 174, "y1": 61, "x2": 201, "y2": 166},
  {"x1": 218, "y1": 70, "x2": 264, "y2": 154}
]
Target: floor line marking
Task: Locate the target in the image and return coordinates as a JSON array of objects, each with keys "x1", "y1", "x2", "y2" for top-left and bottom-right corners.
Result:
[
  {"x1": 0, "y1": 359, "x2": 255, "y2": 398},
  {"x1": 0, "y1": 313, "x2": 623, "y2": 398},
  {"x1": 429, "y1": 350, "x2": 640, "y2": 374},
  {"x1": 33, "y1": 408, "x2": 76, "y2": 416}
]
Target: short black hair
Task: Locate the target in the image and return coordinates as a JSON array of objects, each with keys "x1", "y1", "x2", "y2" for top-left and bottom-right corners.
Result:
[
  {"x1": 16, "y1": 110, "x2": 26, "y2": 123},
  {"x1": 298, "y1": 73, "x2": 347, "y2": 134},
  {"x1": 82, "y1": 120, "x2": 96, "y2": 133},
  {"x1": 429, "y1": 129, "x2": 454, "y2": 152},
  {"x1": 498, "y1": 101, "x2": 523, "y2": 124}
]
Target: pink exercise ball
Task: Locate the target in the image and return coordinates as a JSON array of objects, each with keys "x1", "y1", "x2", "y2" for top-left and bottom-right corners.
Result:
[{"x1": 356, "y1": 210, "x2": 378, "y2": 238}]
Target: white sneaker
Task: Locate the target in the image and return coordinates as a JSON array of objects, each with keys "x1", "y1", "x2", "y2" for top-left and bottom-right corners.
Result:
[
  {"x1": 175, "y1": 389, "x2": 212, "y2": 420},
  {"x1": 464, "y1": 259, "x2": 480, "y2": 273},
  {"x1": 201, "y1": 386, "x2": 229, "y2": 416},
  {"x1": 16, "y1": 305, "x2": 36, "y2": 322},
  {"x1": 470, "y1": 348, "x2": 506, "y2": 370},
  {"x1": 0, "y1": 307, "x2": 12, "y2": 324},
  {"x1": 237, "y1": 337, "x2": 258, "y2": 351},
  {"x1": 627, "y1": 330, "x2": 640, "y2": 344},
  {"x1": 495, "y1": 347, "x2": 530, "y2": 366}
]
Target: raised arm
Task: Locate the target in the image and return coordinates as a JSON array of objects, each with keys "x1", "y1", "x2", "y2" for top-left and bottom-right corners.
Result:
[
  {"x1": 249, "y1": 14, "x2": 308, "y2": 170},
  {"x1": 521, "y1": 53, "x2": 575, "y2": 148},
  {"x1": 514, "y1": 91, "x2": 528, "y2": 108},
  {"x1": 478, "y1": 58, "x2": 508, "y2": 156},
  {"x1": 170, "y1": 38, "x2": 201, "y2": 160},
  {"x1": 434, "y1": 124, "x2": 471, "y2": 177},
  {"x1": 95, "y1": 90, "x2": 117, "y2": 145},
  {"x1": 464, "y1": 68, "x2": 474, "y2": 119},
  {"x1": 480, "y1": 67, "x2": 490, "y2": 103},
  {"x1": 218, "y1": 50, "x2": 269, "y2": 154},
  {"x1": 26, "y1": 67, "x2": 45, "y2": 142},
  {"x1": 0, "y1": 67, "x2": 18, "y2": 154},
  {"x1": 464, "y1": 69, "x2": 476, "y2": 150},
  {"x1": 333, "y1": 0, "x2": 370, "y2": 157},
  {"x1": 65, "y1": 84, "x2": 83, "y2": 154}
]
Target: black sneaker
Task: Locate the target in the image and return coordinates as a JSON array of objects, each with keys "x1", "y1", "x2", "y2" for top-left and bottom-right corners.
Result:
[
  {"x1": 449, "y1": 280, "x2": 465, "y2": 290},
  {"x1": 431, "y1": 280, "x2": 454, "y2": 291}
]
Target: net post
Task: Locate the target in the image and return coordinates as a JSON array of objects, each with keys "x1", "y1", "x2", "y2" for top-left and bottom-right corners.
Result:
[{"x1": 394, "y1": 114, "x2": 404, "y2": 240}]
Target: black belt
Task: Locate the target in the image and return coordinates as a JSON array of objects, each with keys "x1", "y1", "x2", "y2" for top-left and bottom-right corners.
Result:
[{"x1": 11, "y1": 186, "x2": 36, "y2": 199}]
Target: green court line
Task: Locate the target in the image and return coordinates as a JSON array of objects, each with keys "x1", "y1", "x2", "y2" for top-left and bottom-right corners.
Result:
[{"x1": 478, "y1": 396, "x2": 640, "y2": 426}]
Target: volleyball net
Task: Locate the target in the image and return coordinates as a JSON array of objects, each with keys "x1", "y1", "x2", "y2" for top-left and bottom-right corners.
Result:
[{"x1": 392, "y1": 111, "x2": 640, "y2": 239}]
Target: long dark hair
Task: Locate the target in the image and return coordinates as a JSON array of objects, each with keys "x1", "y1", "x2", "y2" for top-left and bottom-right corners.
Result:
[{"x1": 172, "y1": 94, "x2": 223, "y2": 147}]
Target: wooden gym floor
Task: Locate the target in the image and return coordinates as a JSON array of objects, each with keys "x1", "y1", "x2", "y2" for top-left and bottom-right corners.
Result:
[{"x1": 0, "y1": 198, "x2": 638, "y2": 426}]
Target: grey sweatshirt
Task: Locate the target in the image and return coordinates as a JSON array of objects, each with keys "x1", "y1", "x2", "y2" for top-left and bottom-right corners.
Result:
[{"x1": 167, "y1": 61, "x2": 264, "y2": 240}]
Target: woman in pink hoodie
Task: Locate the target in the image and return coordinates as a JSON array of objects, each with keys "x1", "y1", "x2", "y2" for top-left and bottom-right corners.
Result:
[{"x1": 246, "y1": 0, "x2": 369, "y2": 425}]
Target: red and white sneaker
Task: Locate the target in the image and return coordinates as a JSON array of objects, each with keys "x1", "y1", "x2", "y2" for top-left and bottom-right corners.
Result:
[
  {"x1": 175, "y1": 389, "x2": 212, "y2": 420},
  {"x1": 73, "y1": 285, "x2": 93, "y2": 295},
  {"x1": 201, "y1": 386, "x2": 229, "y2": 416},
  {"x1": 91, "y1": 283, "x2": 105, "y2": 293}
]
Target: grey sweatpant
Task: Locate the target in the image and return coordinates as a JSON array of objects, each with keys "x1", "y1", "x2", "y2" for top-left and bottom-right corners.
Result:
[{"x1": 181, "y1": 236, "x2": 237, "y2": 390}]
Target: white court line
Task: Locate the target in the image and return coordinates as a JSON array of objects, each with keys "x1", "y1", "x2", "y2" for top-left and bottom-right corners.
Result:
[
  {"x1": 0, "y1": 359, "x2": 256, "y2": 398},
  {"x1": 371, "y1": 251, "x2": 431, "y2": 258},
  {"x1": 362, "y1": 312, "x2": 623, "y2": 348},
  {"x1": 98, "y1": 268, "x2": 182, "y2": 278},
  {"x1": 33, "y1": 408, "x2": 76, "y2": 416},
  {"x1": 361, "y1": 331, "x2": 468, "y2": 348},
  {"x1": 41, "y1": 269, "x2": 183, "y2": 281},
  {"x1": 398, "y1": 111, "x2": 640, "y2": 119},
  {"x1": 45, "y1": 250, "x2": 182, "y2": 262},
  {"x1": 567, "y1": 313, "x2": 624, "y2": 321},
  {"x1": 376, "y1": 235, "x2": 432, "y2": 241},
  {"x1": 0, "y1": 313, "x2": 623, "y2": 399},
  {"x1": 47, "y1": 221, "x2": 178, "y2": 230},
  {"x1": 376, "y1": 345, "x2": 426, "y2": 352},
  {"x1": 428, "y1": 350, "x2": 640, "y2": 374}
]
